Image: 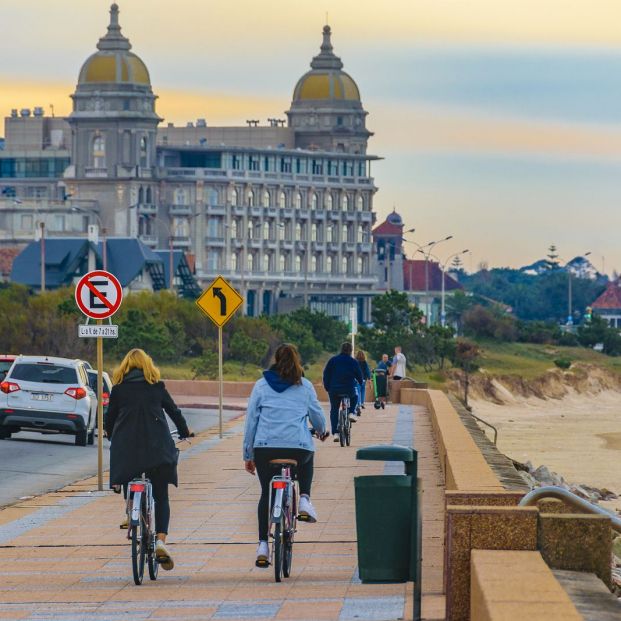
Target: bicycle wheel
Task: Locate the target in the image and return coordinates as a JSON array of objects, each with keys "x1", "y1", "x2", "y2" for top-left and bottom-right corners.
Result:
[
  {"x1": 131, "y1": 518, "x2": 146, "y2": 585},
  {"x1": 345, "y1": 417, "x2": 351, "y2": 446},
  {"x1": 339, "y1": 411, "x2": 346, "y2": 447},
  {"x1": 147, "y1": 533, "x2": 158, "y2": 581},
  {"x1": 273, "y1": 518, "x2": 284, "y2": 583}
]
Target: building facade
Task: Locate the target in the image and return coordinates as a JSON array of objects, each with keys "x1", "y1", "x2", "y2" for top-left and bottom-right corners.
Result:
[{"x1": 0, "y1": 4, "x2": 378, "y2": 321}]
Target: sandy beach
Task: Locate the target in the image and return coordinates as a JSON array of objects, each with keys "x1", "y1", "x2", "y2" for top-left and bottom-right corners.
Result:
[{"x1": 471, "y1": 389, "x2": 621, "y2": 513}]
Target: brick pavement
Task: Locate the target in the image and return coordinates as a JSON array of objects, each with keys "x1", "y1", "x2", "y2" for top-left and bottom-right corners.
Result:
[{"x1": 0, "y1": 403, "x2": 445, "y2": 621}]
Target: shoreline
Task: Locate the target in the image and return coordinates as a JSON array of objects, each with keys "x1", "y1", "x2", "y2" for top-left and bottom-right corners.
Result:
[{"x1": 471, "y1": 388, "x2": 621, "y2": 513}]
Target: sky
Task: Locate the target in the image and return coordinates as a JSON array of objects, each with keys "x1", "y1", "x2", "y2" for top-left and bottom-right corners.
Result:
[{"x1": 1, "y1": 0, "x2": 621, "y2": 273}]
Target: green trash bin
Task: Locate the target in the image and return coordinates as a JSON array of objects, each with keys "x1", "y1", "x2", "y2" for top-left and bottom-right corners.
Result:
[{"x1": 354, "y1": 444, "x2": 421, "y2": 584}]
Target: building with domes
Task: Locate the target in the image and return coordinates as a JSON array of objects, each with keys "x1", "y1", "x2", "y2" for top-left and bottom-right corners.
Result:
[{"x1": 0, "y1": 4, "x2": 379, "y2": 321}]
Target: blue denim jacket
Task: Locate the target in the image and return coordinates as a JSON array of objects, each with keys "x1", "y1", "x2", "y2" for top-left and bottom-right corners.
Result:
[{"x1": 243, "y1": 377, "x2": 327, "y2": 461}]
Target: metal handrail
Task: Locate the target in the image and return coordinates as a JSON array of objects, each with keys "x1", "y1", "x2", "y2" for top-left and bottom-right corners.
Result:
[
  {"x1": 519, "y1": 486, "x2": 621, "y2": 533},
  {"x1": 469, "y1": 411, "x2": 498, "y2": 445}
]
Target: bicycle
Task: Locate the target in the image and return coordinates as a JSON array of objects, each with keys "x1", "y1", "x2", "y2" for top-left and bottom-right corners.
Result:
[
  {"x1": 126, "y1": 475, "x2": 158, "y2": 585},
  {"x1": 264, "y1": 458, "x2": 309, "y2": 582},
  {"x1": 337, "y1": 395, "x2": 352, "y2": 447}
]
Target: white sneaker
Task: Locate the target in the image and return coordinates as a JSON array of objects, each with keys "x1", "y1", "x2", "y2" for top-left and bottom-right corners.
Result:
[
  {"x1": 256, "y1": 540, "x2": 269, "y2": 567},
  {"x1": 348, "y1": 414, "x2": 358, "y2": 423},
  {"x1": 155, "y1": 540, "x2": 174, "y2": 570},
  {"x1": 298, "y1": 495, "x2": 318, "y2": 523}
]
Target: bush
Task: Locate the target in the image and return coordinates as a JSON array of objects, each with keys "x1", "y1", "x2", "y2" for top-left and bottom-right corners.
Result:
[
  {"x1": 558, "y1": 332, "x2": 579, "y2": 347},
  {"x1": 191, "y1": 352, "x2": 218, "y2": 379},
  {"x1": 229, "y1": 331, "x2": 268, "y2": 367},
  {"x1": 463, "y1": 305, "x2": 517, "y2": 341},
  {"x1": 553, "y1": 358, "x2": 572, "y2": 369}
]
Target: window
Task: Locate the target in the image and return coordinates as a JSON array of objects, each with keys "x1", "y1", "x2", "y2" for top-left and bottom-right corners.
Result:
[
  {"x1": 247, "y1": 221, "x2": 254, "y2": 239},
  {"x1": 295, "y1": 255, "x2": 302, "y2": 272},
  {"x1": 327, "y1": 256, "x2": 333, "y2": 273},
  {"x1": 209, "y1": 189, "x2": 218, "y2": 206},
  {"x1": 174, "y1": 218, "x2": 188, "y2": 237},
  {"x1": 249, "y1": 156, "x2": 260, "y2": 171},
  {"x1": 146, "y1": 187, "x2": 153, "y2": 203},
  {"x1": 262, "y1": 190, "x2": 270, "y2": 208},
  {"x1": 175, "y1": 188, "x2": 187, "y2": 205},
  {"x1": 20, "y1": 214, "x2": 33, "y2": 231},
  {"x1": 92, "y1": 134, "x2": 105, "y2": 168},
  {"x1": 342, "y1": 194, "x2": 349, "y2": 211},
  {"x1": 357, "y1": 257, "x2": 364, "y2": 274},
  {"x1": 311, "y1": 193, "x2": 318, "y2": 210},
  {"x1": 278, "y1": 223, "x2": 285, "y2": 240},
  {"x1": 337, "y1": 116, "x2": 343, "y2": 126},
  {"x1": 325, "y1": 194, "x2": 333, "y2": 210},
  {"x1": 295, "y1": 223, "x2": 302, "y2": 241},
  {"x1": 294, "y1": 192, "x2": 302, "y2": 209},
  {"x1": 53, "y1": 215, "x2": 66, "y2": 232},
  {"x1": 279, "y1": 191, "x2": 286, "y2": 209},
  {"x1": 326, "y1": 225, "x2": 333, "y2": 243},
  {"x1": 311, "y1": 255, "x2": 318, "y2": 272},
  {"x1": 263, "y1": 222, "x2": 270, "y2": 240},
  {"x1": 312, "y1": 159, "x2": 323, "y2": 175},
  {"x1": 207, "y1": 218, "x2": 219, "y2": 237},
  {"x1": 357, "y1": 226, "x2": 364, "y2": 243},
  {"x1": 247, "y1": 253, "x2": 254, "y2": 271},
  {"x1": 280, "y1": 157, "x2": 292, "y2": 173},
  {"x1": 263, "y1": 253, "x2": 270, "y2": 271},
  {"x1": 311, "y1": 223, "x2": 317, "y2": 242},
  {"x1": 279, "y1": 254, "x2": 286, "y2": 271},
  {"x1": 342, "y1": 257, "x2": 348, "y2": 274},
  {"x1": 357, "y1": 195, "x2": 364, "y2": 211},
  {"x1": 230, "y1": 188, "x2": 238, "y2": 206},
  {"x1": 207, "y1": 251, "x2": 219, "y2": 272},
  {"x1": 247, "y1": 190, "x2": 254, "y2": 207},
  {"x1": 342, "y1": 225, "x2": 348, "y2": 243},
  {"x1": 139, "y1": 136, "x2": 148, "y2": 167},
  {"x1": 230, "y1": 220, "x2": 238, "y2": 239},
  {"x1": 231, "y1": 253, "x2": 238, "y2": 271}
]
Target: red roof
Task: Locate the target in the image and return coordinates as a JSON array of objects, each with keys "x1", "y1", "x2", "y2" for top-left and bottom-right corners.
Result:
[
  {"x1": 372, "y1": 221, "x2": 403, "y2": 237},
  {"x1": 0, "y1": 247, "x2": 21, "y2": 277},
  {"x1": 592, "y1": 281, "x2": 621, "y2": 310},
  {"x1": 403, "y1": 259, "x2": 462, "y2": 292}
]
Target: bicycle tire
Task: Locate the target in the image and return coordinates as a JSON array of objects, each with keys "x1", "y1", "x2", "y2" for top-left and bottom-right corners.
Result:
[
  {"x1": 131, "y1": 520, "x2": 146, "y2": 585},
  {"x1": 147, "y1": 533, "x2": 158, "y2": 581},
  {"x1": 274, "y1": 519, "x2": 284, "y2": 583},
  {"x1": 339, "y1": 410, "x2": 346, "y2": 447},
  {"x1": 345, "y1": 418, "x2": 351, "y2": 446}
]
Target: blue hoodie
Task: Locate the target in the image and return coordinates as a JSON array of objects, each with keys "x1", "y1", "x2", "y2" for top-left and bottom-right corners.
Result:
[
  {"x1": 322, "y1": 353, "x2": 363, "y2": 395},
  {"x1": 243, "y1": 371, "x2": 327, "y2": 461}
]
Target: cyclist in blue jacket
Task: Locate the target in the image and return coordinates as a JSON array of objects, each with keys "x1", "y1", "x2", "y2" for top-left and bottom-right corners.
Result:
[{"x1": 322, "y1": 342, "x2": 363, "y2": 441}]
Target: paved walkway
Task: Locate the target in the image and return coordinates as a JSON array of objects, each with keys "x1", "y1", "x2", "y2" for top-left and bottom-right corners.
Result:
[{"x1": 0, "y1": 403, "x2": 445, "y2": 621}]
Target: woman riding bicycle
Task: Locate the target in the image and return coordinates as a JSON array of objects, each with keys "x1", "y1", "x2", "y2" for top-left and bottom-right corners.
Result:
[
  {"x1": 243, "y1": 343, "x2": 328, "y2": 567},
  {"x1": 105, "y1": 348, "x2": 193, "y2": 572}
]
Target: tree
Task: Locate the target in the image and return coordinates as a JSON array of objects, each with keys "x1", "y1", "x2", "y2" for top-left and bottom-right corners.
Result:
[
  {"x1": 546, "y1": 244, "x2": 560, "y2": 270},
  {"x1": 451, "y1": 339, "x2": 481, "y2": 408},
  {"x1": 451, "y1": 255, "x2": 464, "y2": 270},
  {"x1": 445, "y1": 291, "x2": 476, "y2": 335}
]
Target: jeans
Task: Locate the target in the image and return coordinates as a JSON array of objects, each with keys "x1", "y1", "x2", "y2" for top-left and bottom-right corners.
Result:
[
  {"x1": 328, "y1": 392, "x2": 358, "y2": 435},
  {"x1": 122, "y1": 465, "x2": 171, "y2": 535},
  {"x1": 254, "y1": 447, "x2": 314, "y2": 541}
]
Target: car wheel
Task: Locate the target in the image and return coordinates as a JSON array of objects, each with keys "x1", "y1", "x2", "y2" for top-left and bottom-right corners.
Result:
[
  {"x1": 0, "y1": 429, "x2": 12, "y2": 440},
  {"x1": 75, "y1": 430, "x2": 88, "y2": 446},
  {"x1": 87, "y1": 430, "x2": 95, "y2": 445}
]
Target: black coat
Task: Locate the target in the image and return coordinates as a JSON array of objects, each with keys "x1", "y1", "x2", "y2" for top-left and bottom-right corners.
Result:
[{"x1": 105, "y1": 369, "x2": 190, "y2": 487}]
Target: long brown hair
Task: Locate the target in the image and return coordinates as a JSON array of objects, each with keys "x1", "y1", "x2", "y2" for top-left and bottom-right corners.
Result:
[
  {"x1": 113, "y1": 348, "x2": 160, "y2": 385},
  {"x1": 355, "y1": 350, "x2": 367, "y2": 363},
  {"x1": 272, "y1": 343, "x2": 304, "y2": 385}
]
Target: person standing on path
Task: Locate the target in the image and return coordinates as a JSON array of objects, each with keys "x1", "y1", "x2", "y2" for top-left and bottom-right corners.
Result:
[
  {"x1": 391, "y1": 346, "x2": 407, "y2": 380},
  {"x1": 355, "y1": 350, "x2": 371, "y2": 409},
  {"x1": 243, "y1": 343, "x2": 328, "y2": 567},
  {"x1": 105, "y1": 348, "x2": 193, "y2": 572},
  {"x1": 323, "y1": 342, "x2": 363, "y2": 440}
]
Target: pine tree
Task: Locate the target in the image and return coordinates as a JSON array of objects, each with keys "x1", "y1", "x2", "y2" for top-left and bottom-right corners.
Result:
[{"x1": 546, "y1": 245, "x2": 559, "y2": 270}]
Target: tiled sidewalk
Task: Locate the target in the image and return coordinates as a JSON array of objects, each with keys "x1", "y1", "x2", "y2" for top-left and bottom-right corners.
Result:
[{"x1": 0, "y1": 404, "x2": 441, "y2": 621}]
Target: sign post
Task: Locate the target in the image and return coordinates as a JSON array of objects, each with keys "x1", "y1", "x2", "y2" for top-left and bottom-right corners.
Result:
[
  {"x1": 350, "y1": 305, "x2": 358, "y2": 355},
  {"x1": 75, "y1": 270, "x2": 123, "y2": 491},
  {"x1": 195, "y1": 276, "x2": 243, "y2": 438}
]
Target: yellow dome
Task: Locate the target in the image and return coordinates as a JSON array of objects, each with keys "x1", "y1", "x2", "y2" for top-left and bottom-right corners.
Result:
[
  {"x1": 294, "y1": 71, "x2": 360, "y2": 102},
  {"x1": 79, "y1": 51, "x2": 150, "y2": 85}
]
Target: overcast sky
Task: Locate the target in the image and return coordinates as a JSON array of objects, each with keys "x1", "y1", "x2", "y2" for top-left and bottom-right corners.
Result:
[{"x1": 2, "y1": 0, "x2": 620, "y2": 273}]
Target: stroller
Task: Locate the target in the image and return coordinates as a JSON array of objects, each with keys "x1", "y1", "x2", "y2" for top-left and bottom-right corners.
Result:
[{"x1": 372, "y1": 368, "x2": 388, "y2": 409}]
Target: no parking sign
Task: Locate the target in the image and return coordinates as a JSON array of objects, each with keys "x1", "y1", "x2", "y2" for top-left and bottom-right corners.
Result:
[{"x1": 75, "y1": 270, "x2": 123, "y2": 320}]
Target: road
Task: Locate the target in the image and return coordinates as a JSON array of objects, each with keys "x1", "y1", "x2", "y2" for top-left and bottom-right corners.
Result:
[{"x1": 0, "y1": 408, "x2": 242, "y2": 508}]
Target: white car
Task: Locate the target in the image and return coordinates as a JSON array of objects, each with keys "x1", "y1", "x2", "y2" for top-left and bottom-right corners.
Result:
[{"x1": 0, "y1": 355, "x2": 97, "y2": 446}]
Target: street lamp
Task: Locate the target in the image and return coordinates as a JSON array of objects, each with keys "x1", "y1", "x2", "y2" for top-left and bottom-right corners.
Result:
[
  {"x1": 39, "y1": 221, "x2": 45, "y2": 293},
  {"x1": 71, "y1": 206, "x2": 107, "y2": 270}
]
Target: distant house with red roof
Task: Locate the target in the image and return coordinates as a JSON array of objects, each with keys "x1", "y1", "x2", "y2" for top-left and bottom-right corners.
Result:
[
  {"x1": 591, "y1": 280, "x2": 621, "y2": 328},
  {"x1": 0, "y1": 247, "x2": 22, "y2": 282}
]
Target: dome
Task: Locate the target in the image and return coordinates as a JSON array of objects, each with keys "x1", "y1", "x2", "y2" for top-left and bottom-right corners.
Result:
[
  {"x1": 292, "y1": 26, "x2": 361, "y2": 103},
  {"x1": 77, "y1": 4, "x2": 151, "y2": 87},
  {"x1": 387, "y1": 210, "x2": 403, "y2": 226}
]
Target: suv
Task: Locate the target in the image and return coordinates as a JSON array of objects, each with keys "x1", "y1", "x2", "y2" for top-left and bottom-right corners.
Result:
[
  {"x1": 86, "y1": 369, "x2": 112, "y2": 421},
  {"x1": 0, "y1": 356, "x2": 97, "y2": 446},
  {"x1": 0, "y1": 355, "x2": 17, "y2": 382}
]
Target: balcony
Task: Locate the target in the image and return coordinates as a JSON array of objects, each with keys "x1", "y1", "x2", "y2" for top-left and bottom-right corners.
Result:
[
  {"x1": 282, "y1": 208, "x2": 294, "y2": 219},
  {"x1": 345, "y1": 211, "x2": 357, "y2": 221},
  {"x1": 329, "y1": 211, "x2": 341, "y2": 221},
  {"x1": 266, "y1": 207, "x2": 278, "y2": 217},
  {"x1": 360, "y1": 211, "x2": 373, "y2": 222},
  {"x1": 137, "y1": 203, "x2": 157, "y2": 215},
  {"x1": 233, "y1": 206, "x2": 246, "y2": 216},
  {"x1": 171, "y1": 236, "x2": 191, "y2": 248},
  {"x1": 139, "y1": 234, "x2": 158, "y2": 247},
  {"x1": 357, "y1": 242, "x2": 373, "y2": 253},
  {"x1": 169, "y1": 204, "x2": 192, "y2": 216},
  {"x1": 327, "y1": 242, "x2": 340, "y2": 252},
  {"x1": 206, "y1": 204, "x2": 226, "y2": 215},
  {"x1": 84, "y1": 167, "x2": 107, "y2": 178},
  {"x1": 345, "y1": 242, "x2": 357, "y2": 253},
  {"x1": 205, "y1": 236, "x2": 225, "y2": 247},
  {"x1": 250, "y1": 207, "x2": 263, "y2": 217},
  {"x1": 297, "y1": 209, "x2": 310, "y2": 219}
]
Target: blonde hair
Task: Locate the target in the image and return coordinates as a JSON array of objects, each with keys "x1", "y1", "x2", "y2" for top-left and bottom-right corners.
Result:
[{"x1": 113, "y1": 348, "x2": 161, "y2": 385}]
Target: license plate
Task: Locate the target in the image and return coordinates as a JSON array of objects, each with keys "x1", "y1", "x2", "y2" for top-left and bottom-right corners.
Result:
[{"x1": 32, "y1": 393, "x2": 52, "y2": 401}]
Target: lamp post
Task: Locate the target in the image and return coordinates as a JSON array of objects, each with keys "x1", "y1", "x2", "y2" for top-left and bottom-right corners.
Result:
[
  {"x1": 71, "y1": 206, "x2": 107, "y2": 270},
  {"x1": 39, "y1": 222, "x2": 45, "y2": 293}
]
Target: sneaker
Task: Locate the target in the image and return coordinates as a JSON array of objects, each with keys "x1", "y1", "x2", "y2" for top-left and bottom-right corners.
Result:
[
  {"x1": 380, "y1": 401, "x2": 385, "y2": 409},
  {"x1": 119, "y1": 515, "x2": 128, "y2": 529},
  {"x1": 255, "y1": 541, "x2": 269, "y2": 567},
  {"x1": 348, "y1": 414, "x2": 358, "y2": 423},
  {"x1": 333, "y1": 436, "x2": 341, "y2": 442},
  {"x1": 155, "y1": 540, "x2": 174, "y2": 571},
  {"x1": 298, "y1": 496, "x2": 318, "y2": 523}
]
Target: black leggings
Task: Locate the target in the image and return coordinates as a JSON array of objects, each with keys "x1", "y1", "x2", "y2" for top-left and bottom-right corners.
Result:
[
  {"x1": 254, "y1": 448, "x2": 314, "y2": 541},
  {"x1": 123, "y1": 466, "x2": 171, "y2": 535}
]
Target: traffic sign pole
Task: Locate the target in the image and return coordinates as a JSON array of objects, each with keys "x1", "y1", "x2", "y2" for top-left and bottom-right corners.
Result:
[
  {"x1": 96, "y1": 319, "x2": 104, "y2": 491},
  {"x1": 218, "y1": 327, "x2": 223, "y2": 439}
]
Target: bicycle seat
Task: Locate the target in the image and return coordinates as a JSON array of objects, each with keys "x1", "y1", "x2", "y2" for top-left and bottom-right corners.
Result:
[
  {"x1": 269, "y1": 459, "x2": 298, "y2": 467},
  {"x1": 336, "y1": 394, "x2": 351, "y2": 398}
]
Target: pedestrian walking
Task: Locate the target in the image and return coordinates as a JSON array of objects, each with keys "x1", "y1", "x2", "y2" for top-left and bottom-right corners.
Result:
[
  {"x1": 355, "y1": 350, "x2": 371, "y2": 410},
  {"x1": 105, "y1": 348, "x2": 194, "y2": 571},
  {"x1": 243, "y1": 343, "x2": 328, "y2": 567},
  {"x1": 391, "y1": 346, "x2": 407, "y2": 380}
]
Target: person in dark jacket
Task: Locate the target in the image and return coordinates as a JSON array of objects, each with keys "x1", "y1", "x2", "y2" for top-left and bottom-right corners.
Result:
[
  {"x1": 322, "y1": 342, "x2": 363, "y2": 440},
  {"x1": 105, "y1": 348, "x2": 192, "y2": 571}
]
